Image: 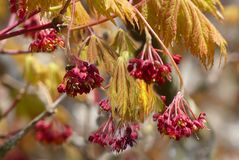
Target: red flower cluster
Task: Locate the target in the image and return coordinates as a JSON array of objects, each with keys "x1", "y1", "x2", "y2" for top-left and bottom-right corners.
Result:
[
  {"x1": 89, "y1": 116, "x2": 139, "y2": 152},
  {"x1": 35, "y1": 120, "x2": 72, "y2": 145},
  {"x1": 29, "y1": 30, "x2": 64, "y2": 52},
  {"x1": 9, "y1": 0, "x2": 26, "y2": 20},
  {"x1": 127, "y1": 45, "x2": 172, "y2": 85},
  {"x1": 172, "y1": 54, "x2": 182, "y2": 65},
  {"x1": 57, "y1": 59, "x2": 104, "y2": 97},
  {"x1": 99, "y1": 99, "x2": 111, "y2": 112},
  {"x1": 153, "y1": 92, "x2": 207, "y2": 140}
]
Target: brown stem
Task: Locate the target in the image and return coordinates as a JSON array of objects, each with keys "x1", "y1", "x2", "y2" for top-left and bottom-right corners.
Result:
[
  {"x1": 0, "y1": 94, "x2": 67, "y2": 157},
  {"x1": 1, "y1": 84, "x2": 29, "y2": 119},
  {"x1": 71, "y1": 15, "x2": 118, "y2": 31},
  {"x1": 60, "y1": 0, "x2": 72, "y2": 15},
  {"x1": 66, "y1": 0, "x2": 76, "y2": 55},
  {"x1": 0, "y1": 130, "x2": 20, "y2": 139},
  {"x1": 0, "y1": 49, "x2": 32, "y2": 55}
]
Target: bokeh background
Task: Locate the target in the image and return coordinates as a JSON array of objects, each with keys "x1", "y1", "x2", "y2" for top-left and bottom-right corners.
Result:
[{"x1": 0, "y1": 0, "x2": 239, "y2": 159}]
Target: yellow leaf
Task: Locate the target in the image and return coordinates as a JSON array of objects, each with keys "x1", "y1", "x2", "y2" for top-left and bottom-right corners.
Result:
[
  {"x1": 108, "y1": 51, "x2": 159, "y2": 122},
  {"x1": 87, "y1": 35, "x2": 118, "y2": 74},
  {"x1": 111, "y1": 29, "x2": 137, "y2": 55},
  {"x1": 86, "y1": 0, "x2": 138, "y2": 26},
  {"x1": 191, "y1": 0, "x2": 224, "y2": 20},
  {"x1": 65, "y1": 1, "x2": 90, "y2": 25},
  {"x1": 141, "y1": 0, "x2": 227, "y2": 68},
  {"x1": 26, "y1": 0, "x2": 64, "y2": 17}
]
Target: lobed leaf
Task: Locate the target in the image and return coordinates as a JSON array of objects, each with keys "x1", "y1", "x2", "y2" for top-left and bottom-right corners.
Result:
[
  {"x1": 111, "y1": 29, "x2": 137, "y2": 56},
  {"x1": 141, "y1": 0, "x2": 227, "y2": 68},
  {"x1": 191, "y1": 0, "x2": 224, "y2": 20},
  {"x1": 26, "y1": 0, "x2": 65, "y2": 17},
  {"x1": 65, "y1": 1, "x2": 90, "y2": 25},
  {"x1": 86, "y1": 0, "x2": 138, "y2": 26},
  {"x1": 87, "y1": 35, "x2": 118, "y2": 74},
  {"x1": 108, "y1": 52, "x2": 160, "y2": 122}
]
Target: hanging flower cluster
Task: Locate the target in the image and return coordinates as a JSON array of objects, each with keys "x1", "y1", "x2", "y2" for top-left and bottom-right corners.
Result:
[
  {"x1": 172, "y1": 54, "x2": 182, "y2": 65},
  {"x1": 89, "y1": 115, "x2": 140, "y2": 152},
  {"x1": 99, "y1": 99, "x2": 111, "y2": 112},
  {"x1": 34, "y1": 119, "x2": 72, "y2": 145},
  {"x1": 127, "y1": 44, "x2": 172, "y2": 85},
  {"x1": 29, "y1": 29, "x2": 64, "y2": 52},
  {"x1": 57, "y1": 58, "x2": 104, "y2": 97},
  {"x1": 153, "y1": 92, "x2": 207, "y2": 140}
]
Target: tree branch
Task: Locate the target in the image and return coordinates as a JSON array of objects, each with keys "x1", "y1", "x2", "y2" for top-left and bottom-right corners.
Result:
[
  {"x1": 0, "y1": 94, "x2": 67, "y2": 157},
  {"x1": 0, "y1": 22, "x2": 54, "y2": 41},
  {"x1": 0, "y1": 84, "x2": 29, "y2": 120},
  {"x1": 0, "y1": 49, "x2": 32, "y2": 55},
  {"x1": 0, "y1": 10, "x2": 40, "y2": 35}
]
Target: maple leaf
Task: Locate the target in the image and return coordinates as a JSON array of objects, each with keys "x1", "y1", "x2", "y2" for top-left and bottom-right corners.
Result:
[
  {"x1": 191, "y1": 0, "x2": 224, "y2": 19},
  {"x1": 65, "y1": 1, "x2": 90, "y2": 25},
  {"x1": 26, "y1": 0, "x2": 65, "y2": 17},
  {"x1": 111, "y1": 29, "x2": 137, "y2": 56},
  {"x1": 141, "y1": 0, "x2": 227, "y2": 68},
  {"x1": 86, "y1": 0, "x2": 138, "y2": 25},
  {"x1": 108, "y1": 52, "x2": 157, "y2": 122},
  {"x1": 87, "y1": 35, "x2": 118, "y2": 74}
]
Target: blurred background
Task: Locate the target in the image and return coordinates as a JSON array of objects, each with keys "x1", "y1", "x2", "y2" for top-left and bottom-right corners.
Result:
[{"x1": 0, "y1": 0, "x2": 239, "y2": 159}]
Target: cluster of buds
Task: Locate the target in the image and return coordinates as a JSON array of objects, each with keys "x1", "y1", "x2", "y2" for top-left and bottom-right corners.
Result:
[
  {"x1": 9, "y1": 0, "x2": 27, "y2": 20},
  {"x1": 89, "y1": 115, "x2": 139, "y2": 152},
  {"x1": 99, "y1": 99, "x2": 111, "y2": 112},
  {"x1": 153, "y1": 92, "x2": 207, "y2": 140},
  {"x1": 127, "y1": 45, "x2": 172, "y2": 85},
  {"x1": 29, "y1": 29, "x2": 64, "y2": 52},
  {"x1": 34, "y1": 120, "x2": 72, "y2": 145},
  {"x1": 172, "y1": 54, "x2": 182, "y2": 65},
  {"x1": 57, "y1": 58, "x2": 104, "y2": 97}
]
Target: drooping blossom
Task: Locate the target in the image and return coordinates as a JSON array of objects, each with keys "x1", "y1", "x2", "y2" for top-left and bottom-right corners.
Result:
[
  {"x1": 57, "y1": 58, "x2": 104, "y2": 97},
  {"x1": 99, "y1": 99, "x2": 111, "y2": 112},
  {"x1": 89, "y1": 115, "x2": 140, "y2": 152},
  {"x1": 29, "y1": 29, "x2": 64, "y2": 52},
  {"x1": 153, "y1": 92, "x2": 207, "y2": 140},
  {"x1": 34, "y1": 119, "x2": 72, "y2": 145},
  {"x1": 127, "y1": 45, "x2": 172, "y2": 85},
  {"x1": 172, "y1": 54, "x2": 182, "y2": 65}
]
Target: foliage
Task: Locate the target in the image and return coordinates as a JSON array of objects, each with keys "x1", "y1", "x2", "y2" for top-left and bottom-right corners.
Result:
[{"x1": 0, "y1": 0, "x2": 229, "y2": 158}]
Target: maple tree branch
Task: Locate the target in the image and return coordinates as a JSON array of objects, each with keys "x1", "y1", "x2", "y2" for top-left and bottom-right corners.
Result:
[
  {"x1": 0, "y1": 94, "x2": 67, "y2": 157},
  {"x1": 0, "y1": 49, "x2": 32, "y2": 55},
  {"x1": 0, "y1": 0, "x2": 72, "y2": 41},
  {"x1": 0, "y1": 22, "x2": 54, "y2": 41},
  {"x1": 0, "y1": 0, "x2": 146, "y2": 41},
  {"x1": 60, "y1": 0, "x2": 72, "y2": 15},
  {"x1": 0, "y1": 10, "x2": 40, "y2": 35},
  {"x1": 0, "y1": 130, "x2": 20, "y2": 139},
  {"x1": 0, "y1": 84, "x2": 29, "y2": 120},
  {"x1": 135, "y1": 8, "x2": 184, "y2": 90}
]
